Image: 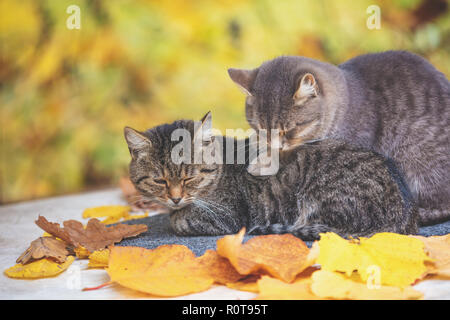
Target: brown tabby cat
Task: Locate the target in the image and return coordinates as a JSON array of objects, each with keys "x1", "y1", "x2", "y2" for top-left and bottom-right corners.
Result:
[
  {"x1": 124, "y1": 112, "x2": 418, "y2": 240},
  {"x1": 228, "y1": 50, "x2": 449, "y2": 225}
]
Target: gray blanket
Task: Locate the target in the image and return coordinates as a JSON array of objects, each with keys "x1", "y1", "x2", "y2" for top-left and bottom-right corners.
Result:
[{"x1": 118, "y1": 214, "x2": 450, "y2": 256}]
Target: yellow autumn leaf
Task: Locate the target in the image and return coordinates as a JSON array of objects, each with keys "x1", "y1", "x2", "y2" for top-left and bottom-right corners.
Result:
[
  {"x1": 413, "y1": 234, "x2": 450, "y2": 277},
  {"x1": 311, "y1": 270, "x2": 423, "y2": 300},
  {"x1": 317, "y1": 232, "x2": 430, "y2": 287},
  {"x1": 107, "y1": 246, "x2": 214, "y2": 297},
  {"x1": 74, "y1": 246, "x2": 91, "y2": 259},
  {"x1": 122, "y1": 212, "x2": 149, "y2": 222},
  {"x1": 102, "y1": 212, "x2": 149, "y2": 225},
  {"x1": 82, "y1": 205, "x2": 131, "y2": 221},
  {"x1": 255, "y1": 268, "x2": 323, "y2": 300},
  {"x1": 88, "y1": 249, "x2": 110, "y2": 268},
  {"x1": 4, "y1": 256, "x2": 75, "y2": 279}
]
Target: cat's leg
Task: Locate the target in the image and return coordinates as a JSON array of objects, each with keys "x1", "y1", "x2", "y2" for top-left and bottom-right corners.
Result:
[
  {"x1": 387, "y1": 140, "x2": 450, "y2": 225},
  {"x1": 248, "y1": 223, "x2": 336, "y2": 241},
  {"x1": 169, "y1": 204, "x2": 243, "y2": 236},
  {"x1": 418, "y1": 206, "x2": 450, "y2": 226}
]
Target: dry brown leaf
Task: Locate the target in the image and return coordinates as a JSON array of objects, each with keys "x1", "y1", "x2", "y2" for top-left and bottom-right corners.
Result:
[
  {"x1": 35, "y1": 216, "x2": 148, "y2": 252},
  {"x1": 35, "y1": 216, "x2": 72, "y2": 244},
  {"x1": 216, "y1": 228, "x2": 311, "y2": 282},
  {"x1": 119, "y1": 176, "x2": 138, "y2": 198},
  {"x1": 413, "y1": 234, "x2": 450, "y2": 277},
  {"x1": 16, "y1": 237, "x2": 69, "y2": 264},
  {"x1": 107, "y1": 245, "x2": 214, "y2": 297}
]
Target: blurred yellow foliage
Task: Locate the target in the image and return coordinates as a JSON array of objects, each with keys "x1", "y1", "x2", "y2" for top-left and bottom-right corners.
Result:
[{"x1": 0, "y1": 0, "x2": 448, "y2": 203}]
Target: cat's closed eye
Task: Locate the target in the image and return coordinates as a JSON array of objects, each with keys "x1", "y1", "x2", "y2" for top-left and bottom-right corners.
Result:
[
  {"x1": 183, "y1": 176, "x2": 196, "y2": 184},
  {"x1": 153, "y1": 178, "x2": 167, "y2": 185}
]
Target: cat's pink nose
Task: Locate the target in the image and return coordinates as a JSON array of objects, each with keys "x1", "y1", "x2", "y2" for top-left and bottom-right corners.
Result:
[{"x1": 171, "y1": 197, "x2": 181, "y2": 204}]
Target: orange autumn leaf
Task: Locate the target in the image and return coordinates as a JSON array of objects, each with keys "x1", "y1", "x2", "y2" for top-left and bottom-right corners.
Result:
[
  {"x1": 310, "y1": 270, "x2": 423, "y2": 300},
  {"x1": 226, "y1": 275, "x2": 261, "y2": 293},
  {"x1": 413, "y1": 234, "x2": 450, "y2": 277},
  {"x1": 216, "y1": 228, "x2": 312, "y2": 282},
  {"x1": 119, "y1": 177, "x2": 138, "y2": 199},
  {"x1": 196, "y1": 250, "x2": 244, "y2": 284},
  {"x1": 107, "y1": 245, "x2": 214, "y2": 297}
]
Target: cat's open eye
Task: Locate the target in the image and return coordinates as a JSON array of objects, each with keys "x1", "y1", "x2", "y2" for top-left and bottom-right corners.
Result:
[{"x1": 153, "y1": 178, "x2": 167, "y2": 185}]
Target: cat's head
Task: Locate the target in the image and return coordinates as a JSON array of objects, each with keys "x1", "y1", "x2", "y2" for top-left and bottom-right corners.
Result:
[
  {"x1": 124, "y1": 112, "x2": 221, "y2": 211},
  {"x1": 228, "y1": 56, "x2": 340, "y2": 151}
]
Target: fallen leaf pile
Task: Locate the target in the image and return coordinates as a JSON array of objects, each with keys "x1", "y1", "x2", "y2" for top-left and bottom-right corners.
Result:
[
  {"x1": 36, "y1": 216, "x2": 147, "y2": 252},
  {"x1": 4, "y1": 205, "x2": 450, "y2": 299},
  {"x1": 79, "y1": 228, "x2": 449, "y2": 300},
  {"x1": 4, "y1": 213, "x2": 147, "y2": 279}
]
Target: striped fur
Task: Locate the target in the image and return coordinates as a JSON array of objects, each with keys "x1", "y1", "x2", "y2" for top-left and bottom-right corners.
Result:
[
  {"x1": 125, "y1": 119, "x2": 418, "y2": 240},
  {"x1": 229, "y1": 51, "x2": 450, "y2": 225}
]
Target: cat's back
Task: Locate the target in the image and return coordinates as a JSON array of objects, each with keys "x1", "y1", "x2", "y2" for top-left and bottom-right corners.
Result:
[
  {"x1": 340, "y1": 50, "x2": 448, "y2": 84},
  {"x1": 283, "y1": 139, "x2": 394, "y2": 186},
  {"x1": 337, "y1": 50, "x2": 449, "y2": 157}
]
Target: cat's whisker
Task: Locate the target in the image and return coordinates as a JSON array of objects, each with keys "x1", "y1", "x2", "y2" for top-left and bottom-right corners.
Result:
[
  {"x1": 193, "y1": 200, "x2": 218, "y2": 216},
  {"x1": 193, "y1": 199, "x2": 230, "y2": 228},
  {"x1": 303, "y1": 136, "x2": 330, "y2": 144},
  {"x1": 196, "y1": 198, "x2": 233, "y2": 215}
]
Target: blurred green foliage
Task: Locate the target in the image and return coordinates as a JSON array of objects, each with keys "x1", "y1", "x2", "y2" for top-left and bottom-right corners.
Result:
[{"x1": 0, "y1": 0, "x2": 449, "y2": 203}]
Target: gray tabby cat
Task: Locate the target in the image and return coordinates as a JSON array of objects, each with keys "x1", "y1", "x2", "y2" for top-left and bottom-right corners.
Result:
[
  {"x1": 228, "y1": 50, "x2": 450, "y2": 225},
  {"x1": 124, "y1": 112, "x2": 418, "y2": 240}
]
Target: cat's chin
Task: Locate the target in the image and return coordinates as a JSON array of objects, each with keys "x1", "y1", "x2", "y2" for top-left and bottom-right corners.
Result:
[{"x1": 165, "y1": 202, "x2": 191, "y2": 211}]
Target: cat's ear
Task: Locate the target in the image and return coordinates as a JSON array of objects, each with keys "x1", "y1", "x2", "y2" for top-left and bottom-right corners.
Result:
[
  {"x1": 294, "y1": 73, "x2": 319, "y2": 101},
  {"x1": 124, "y1": 127, "x2": 151, "y2": 152},
  {"x1": 194, "y1": 111, "x2": 213, "y2": 142},
  {"x1": 228, "y1": 68, "x2": 258, "y2": 96}
]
